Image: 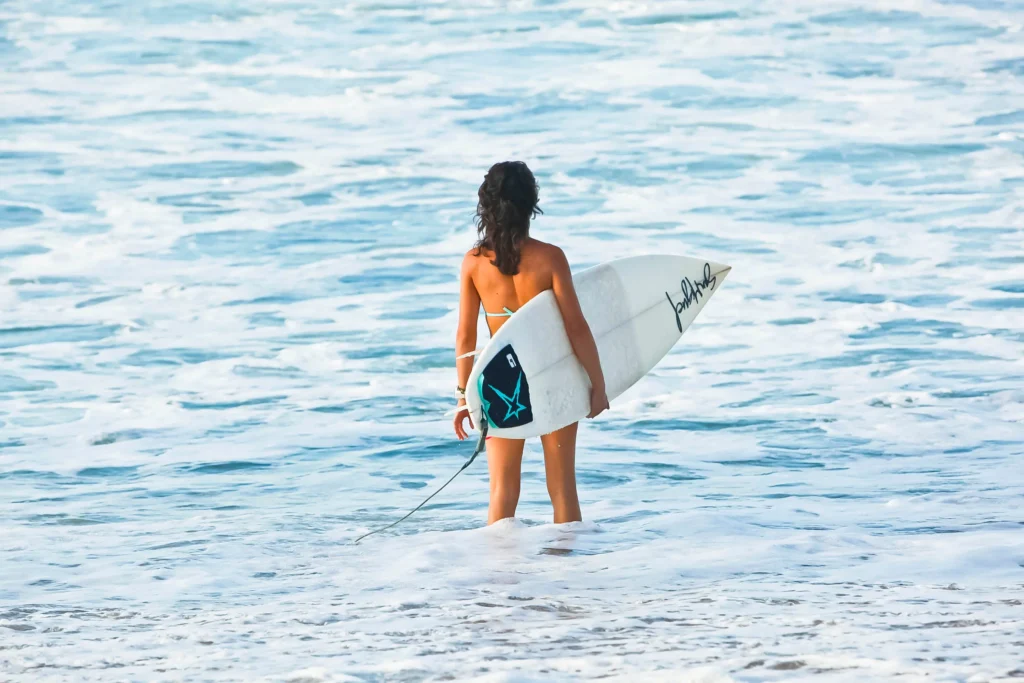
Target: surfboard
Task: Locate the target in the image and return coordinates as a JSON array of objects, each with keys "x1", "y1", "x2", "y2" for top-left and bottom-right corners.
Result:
[{"x1": 464, "y1": 254, "x2": 731, "y2": 439}]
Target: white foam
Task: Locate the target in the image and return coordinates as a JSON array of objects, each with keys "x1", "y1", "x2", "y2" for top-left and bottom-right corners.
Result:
[{"x1": 1, "y1": 0, "x2": 1022, "y2": 679}]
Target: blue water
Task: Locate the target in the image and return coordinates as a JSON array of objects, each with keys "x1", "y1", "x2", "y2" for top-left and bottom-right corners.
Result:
[{"x1": 1, "y1": 1, "x2": 1022, "y2": 681}]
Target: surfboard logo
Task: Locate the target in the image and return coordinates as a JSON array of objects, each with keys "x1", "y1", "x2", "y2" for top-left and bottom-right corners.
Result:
[
  {"x1": 491, "y1": 373, "x2": 527, "y2": 421},
  {"x1": 665, "y1": 262, "x2": 717, "y2": 332},
  {"x1": 479, "y1": 345, "x2": 533, "y2": 429}
]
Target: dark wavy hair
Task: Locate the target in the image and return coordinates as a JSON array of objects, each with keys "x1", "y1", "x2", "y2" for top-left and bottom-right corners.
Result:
[{"x1": 474, "y1": 161, "x2": 542, "y2": 275}]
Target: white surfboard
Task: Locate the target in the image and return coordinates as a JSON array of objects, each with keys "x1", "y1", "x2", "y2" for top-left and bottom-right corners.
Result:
[{"x1": 464, "y1": 254, "x2": 731, "y2": 439}]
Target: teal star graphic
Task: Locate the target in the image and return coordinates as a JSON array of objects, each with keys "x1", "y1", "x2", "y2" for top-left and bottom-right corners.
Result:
[{"x1": 488, "y1": 372, "x2": 527, "y2": 422}]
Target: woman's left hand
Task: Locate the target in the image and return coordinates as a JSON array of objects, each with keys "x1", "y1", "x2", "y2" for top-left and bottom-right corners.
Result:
[{"x1": 453, "y1": 401, "x2": 474, "y2": 440}]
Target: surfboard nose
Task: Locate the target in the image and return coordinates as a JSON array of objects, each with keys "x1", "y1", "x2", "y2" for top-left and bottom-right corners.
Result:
[{"x1": 709, "y1": 263, "x2": 732, "y2": 280}]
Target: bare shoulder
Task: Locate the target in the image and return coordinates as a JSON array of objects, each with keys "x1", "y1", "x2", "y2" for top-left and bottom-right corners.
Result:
[
  {"x1": 540, "y1": 241, "x2": 570, "y2": 276},
  {"x1": 461, "y1": 247, "x2": 481, "y2": 275},
  {"x1": 524, "y1": 239, "x2": 568, "y2": 268}
]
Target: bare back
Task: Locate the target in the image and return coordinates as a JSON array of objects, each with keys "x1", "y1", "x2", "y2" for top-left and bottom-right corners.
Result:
[{"x1": 465, "y1": 238, "x2": 560, "y2": 335}]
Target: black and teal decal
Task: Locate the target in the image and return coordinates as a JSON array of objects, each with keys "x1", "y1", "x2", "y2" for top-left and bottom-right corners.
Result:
[{"x1": 478, "y1": 344, "x2": 533, "y2": 429}]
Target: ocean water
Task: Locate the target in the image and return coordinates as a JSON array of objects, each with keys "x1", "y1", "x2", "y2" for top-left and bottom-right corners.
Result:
[{"x1": 1, "y1": 0, "x2": 1023, "y2": 680}]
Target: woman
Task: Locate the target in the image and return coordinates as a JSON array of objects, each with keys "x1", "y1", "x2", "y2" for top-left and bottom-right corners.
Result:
[{"x1": 453, "y1": 161, "x2": 609, "y2": 525}]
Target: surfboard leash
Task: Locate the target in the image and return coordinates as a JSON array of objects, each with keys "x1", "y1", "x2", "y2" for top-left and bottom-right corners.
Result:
[{"x1": 353, "y1": 420, "x2": 488, "y2": 544}]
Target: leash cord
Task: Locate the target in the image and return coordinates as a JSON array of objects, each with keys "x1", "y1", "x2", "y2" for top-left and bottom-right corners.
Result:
[{"x1": 354, "y1": 421, "x2": 488, "y2": 543}]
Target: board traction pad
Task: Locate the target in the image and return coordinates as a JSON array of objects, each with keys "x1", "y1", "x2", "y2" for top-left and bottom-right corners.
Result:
[{"x1": 479, "y1": 344, "x2": 533, "y2": 429}]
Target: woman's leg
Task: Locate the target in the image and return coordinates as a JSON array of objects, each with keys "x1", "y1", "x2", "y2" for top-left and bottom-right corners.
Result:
[
  {"x1": 486, "y1": 437, "x2": 525, "y2": 524},
  {"x1": 540, "y1": 422, "x2": 582, "y2": 523}
]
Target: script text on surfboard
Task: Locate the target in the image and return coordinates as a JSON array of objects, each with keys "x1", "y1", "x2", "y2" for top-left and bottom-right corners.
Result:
[{"x1": 664, "y1": 262, "x2": 717, "y2": 333}]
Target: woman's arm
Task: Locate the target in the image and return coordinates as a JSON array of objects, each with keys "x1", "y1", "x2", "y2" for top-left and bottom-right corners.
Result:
[
  {"x1": 550, "y1": 247, "x2": 609, "y2": 419},
  {"x1": 454, "y1": 252, "x2": 480, "y2": 439}
]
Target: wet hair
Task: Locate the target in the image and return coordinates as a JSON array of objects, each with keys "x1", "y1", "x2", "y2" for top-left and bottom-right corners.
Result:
[{"x1": 474, "y1": 161, "x2": 542, "y2": 276}]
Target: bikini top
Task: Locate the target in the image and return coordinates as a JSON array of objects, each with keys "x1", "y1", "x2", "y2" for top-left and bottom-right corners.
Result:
[{"x1": 457, "y1": 307, "x2": 517, "y2": 361}]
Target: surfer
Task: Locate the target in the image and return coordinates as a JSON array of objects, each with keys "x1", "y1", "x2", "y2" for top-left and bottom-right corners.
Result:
[{"x1": 453, "y1": 161, "x2": 609, "y2": 525}]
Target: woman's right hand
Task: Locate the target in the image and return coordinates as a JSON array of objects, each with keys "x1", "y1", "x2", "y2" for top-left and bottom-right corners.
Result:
[
  {"x1": 587, "y1": 383, "x2": 609, "y2": 419},
  {"x1": 453, "y1": 401, "x2": 474, "y2": 440}
]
